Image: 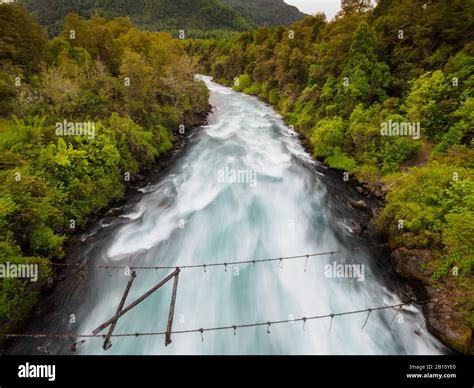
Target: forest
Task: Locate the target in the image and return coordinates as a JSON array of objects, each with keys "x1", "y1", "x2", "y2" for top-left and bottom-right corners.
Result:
[
  {"x1": 188, "y1": 0, "x2": 474, "y2": 351},
  {"x1": 0, "y1": 0, "x2": 472, "y2": 354},
  {"x1": 0, "y1": 3, "x2": 209, "y2": 334},
  {"x1": 19, "y1": 0, "x2": 304, "y2": 37}
]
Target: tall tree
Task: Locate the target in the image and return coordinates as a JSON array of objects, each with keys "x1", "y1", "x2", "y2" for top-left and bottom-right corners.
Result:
[
  {"x1": 338, "y1": 0, "x2": 373, "y2": 17},
  {"x1": 0, "y1": 4, "x2": 47, "y2": 74},
  {"x1": 336, "y1": 21, "x2": 390, "y2": 116}
]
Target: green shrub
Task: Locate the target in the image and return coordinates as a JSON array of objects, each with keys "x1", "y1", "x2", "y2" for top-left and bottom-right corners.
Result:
[
  {"x1": 325, "y1": 147, "x2": 357, "y2": 171},
  {"x1": 232, "y1": 73, "x2": 251, "y2": 92},
  {"x1": 310, "y1": 117, "x2": 347, "y2": 159}
]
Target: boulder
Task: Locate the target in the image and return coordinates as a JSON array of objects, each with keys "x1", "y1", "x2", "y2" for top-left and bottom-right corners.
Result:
[
  {"x1": 349, "y1": 199, "x2": 367, "y2": 210},
  {"x1": 390, "y1": 248, "x2": 431, "y2": 280},
  {"x1": 424, "y1": 301, "x2": 472, "y2": 354},
  {"x1": 390, "y1": 248, "x2": 473, "y2": 353}
]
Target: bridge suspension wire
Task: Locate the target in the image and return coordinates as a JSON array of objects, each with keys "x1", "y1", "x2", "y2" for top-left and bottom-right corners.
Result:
[
  {"x1": 0, "y1": 299, "x2": 430, "y2": 342},
  {"x1": 50, "y1": 243, "x2": 388, "y2": 272}
]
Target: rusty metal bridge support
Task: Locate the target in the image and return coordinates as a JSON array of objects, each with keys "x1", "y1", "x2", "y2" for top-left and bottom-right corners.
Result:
[{"x1": 92, "y1": 267, "x2": 181, "y2": 350}]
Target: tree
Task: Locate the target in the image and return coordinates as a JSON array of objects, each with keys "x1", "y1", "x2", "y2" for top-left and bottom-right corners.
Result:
[
  {"x1": 404, "y1": 70, "x2": 453, "y2": 140},
  {"x1": 338, "y1": 0, "x2": 373, "y2": 17},
  {"x1": 310, "y1": 117, "x2": 347, "y2": 158},
  {"x1": 0, "y1": 4, "x2": 47, "y2": 74},
  {"x1": 336, "y1": 21, "x2": 390, "y2": 116}
]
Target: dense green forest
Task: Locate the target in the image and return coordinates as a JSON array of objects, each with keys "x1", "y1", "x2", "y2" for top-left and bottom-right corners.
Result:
[
  {"x1": 19, "y1": 0, "x2": 253, "y2": 36},
  {"x1": 19, "y1": 0, "x2": 304, "y2": 37},
  {"x1": 219, "y1": 0, "x2": 304, "y2": 26},
  {"x1": 0, "y1": 3, "x2": 209, "y2": 333},
  {"x1": 188, "y1": 0, "x2": 474, "y2": 351}
]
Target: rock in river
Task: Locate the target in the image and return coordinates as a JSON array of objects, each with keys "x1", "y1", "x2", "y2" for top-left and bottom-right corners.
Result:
[{"x1": 349, "y1": 199, "x2": 367, "y2": 210}]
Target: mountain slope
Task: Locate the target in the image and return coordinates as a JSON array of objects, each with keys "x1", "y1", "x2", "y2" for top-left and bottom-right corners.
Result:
[
  {"x1": 220, "y1": 0, "x2": 305, "y2": 26},
  {"x1": 19, "y1": 0, "x2": 256, "y2": 35}
]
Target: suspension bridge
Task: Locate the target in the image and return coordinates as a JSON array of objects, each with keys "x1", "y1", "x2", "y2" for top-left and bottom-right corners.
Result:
[{"x1": 1, "y1": 244, "x2": 433, "y2": 352}]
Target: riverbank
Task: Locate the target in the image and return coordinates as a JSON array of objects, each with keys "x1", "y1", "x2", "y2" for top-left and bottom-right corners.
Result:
[
  {"x1": 297, "y1": 114, "x2": 471, "y2": 355},
  {"x1": 301, "y1": 127, "x2": 473, "y2": 354},
  {"x1": 0, "y1": 110, "x2": 211, "y2": 352},
  {"x1": 0, "y1": 9, "x2": 216, "y2": 347}
]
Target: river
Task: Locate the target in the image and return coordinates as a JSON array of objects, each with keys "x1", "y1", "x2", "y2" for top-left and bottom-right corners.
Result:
[{"x1": 7, "y1": 76, "x2": 446, "y2": 355}]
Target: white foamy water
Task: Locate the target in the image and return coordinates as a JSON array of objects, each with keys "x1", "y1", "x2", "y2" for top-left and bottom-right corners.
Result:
[{"x1": 72, "y1": 77, "x2": 445, "y2": 355}]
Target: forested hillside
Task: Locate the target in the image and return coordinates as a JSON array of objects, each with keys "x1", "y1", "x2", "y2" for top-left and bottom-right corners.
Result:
[
  {"x1": 220, "y1": 0, "x2": 304, "y2": 26},
  {"x1": 19, "y1": 0, "x2": 305, "y2": 37},
  {"x1": 0, "y1": 3, "x2": 209, "y2": 334},
  {"x1": 189, "y1": 0, "x2": 474, "y2": 352},
  {"x1": 19, "y1": 0, "x2": 254, "y2": 36}
]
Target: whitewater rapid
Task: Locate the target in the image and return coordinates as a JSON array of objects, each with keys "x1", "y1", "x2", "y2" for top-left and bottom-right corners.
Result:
[{"x1": 23, "y1": 76, "x2": 447, "y2": 355}]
